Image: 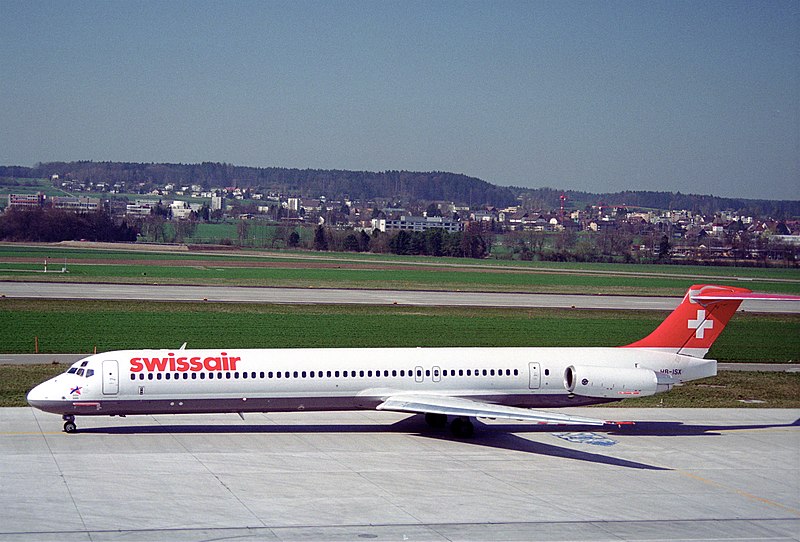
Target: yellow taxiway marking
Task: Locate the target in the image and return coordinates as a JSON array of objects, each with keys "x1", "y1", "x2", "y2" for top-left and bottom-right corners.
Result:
[{"x1": 680, "y1": 471, "x2": 800, "y2": 517}]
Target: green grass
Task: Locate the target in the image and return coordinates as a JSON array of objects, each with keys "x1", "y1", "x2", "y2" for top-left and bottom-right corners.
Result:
[
  {"x1": 3, "y1": 243, "x2": 800, "y2": 279},
  {"x1": 3, "y1": 260, "x2": 799, "y2": 296},
  {"x1": 1, "y1": 299, "x2": 797, "y2": 362},
  {"x1": 614, "y1": 372, "x2": 800, "y2": 408}
]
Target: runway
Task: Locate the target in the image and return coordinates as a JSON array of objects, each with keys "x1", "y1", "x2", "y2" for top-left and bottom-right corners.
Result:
[
  {"x1": 3, "y1": 281, "x2": 800, "y2": 312},
  {"x1": 1, "y1": 408, "x2": 797, "y2": 541}
]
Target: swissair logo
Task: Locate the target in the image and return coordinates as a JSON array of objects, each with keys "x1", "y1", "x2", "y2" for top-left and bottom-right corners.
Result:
[{"x1": 688, "y1": 309, "x2": 713, "y2": 339}]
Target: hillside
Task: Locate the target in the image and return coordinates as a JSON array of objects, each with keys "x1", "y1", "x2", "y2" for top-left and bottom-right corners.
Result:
[{"x1": 1, "y1": 161, "x2": 797, "y2": 217}]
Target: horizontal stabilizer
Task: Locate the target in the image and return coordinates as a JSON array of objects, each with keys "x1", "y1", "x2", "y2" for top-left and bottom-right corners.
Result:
[{"x1": 377, "y1": 394, "x2": 605, "y2": 426}]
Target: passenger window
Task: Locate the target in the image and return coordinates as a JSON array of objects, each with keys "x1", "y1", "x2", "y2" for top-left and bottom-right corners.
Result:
[
  {"x1": 183, "y1": 373, "x2": 188, "y2": 379},
  {"x1": 148, "y1": 373, "x2": 154, "y2": 380},
  {"x1": 199, "y1": 373, "x2": 205, "y2": 379},
  {"x1": 166, "y1": 373, "x2": 172, "y2": 380},
  {"x1": 392, "y1": 370, "x2": 397, "y2": 377},
  {"x1": 425, "y1": 370, "x2": 430, "y2": 377},
  {"x1": 293, "y1": 371, "x2": 298, "y2": 378},
  {"x1": 514, "y1": 369, "x2": 519, "y2": 376},
  {"x1": 260, "y1": 372, "x2": 265, "y2": 378},
  {"x1": 310, "y1": 371, "x2": 315, "y2": 378},
  {"x1": 544, "y1": 369, "x2": 549, "y2": 376},
  {"x1": 335, "y1": 371, "x2": 340, "y2": 377},
  {"x1": 130, "y1": 374, "x2": 136, "y2": 380}
]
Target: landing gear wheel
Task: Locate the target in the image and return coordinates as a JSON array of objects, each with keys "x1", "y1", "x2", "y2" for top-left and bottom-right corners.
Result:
[
  {"x1": 425, "y1": 413, "x2": 447, "y2": 429},
  {"x1": 450, "y1": 417, "x2": 474, "y2": 438},
  {"x1": 63, "y1": 421, "x2": 77, "y2": 433}
]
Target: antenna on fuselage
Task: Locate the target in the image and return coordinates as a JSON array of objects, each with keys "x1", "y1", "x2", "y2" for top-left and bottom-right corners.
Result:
[{"x1": 179, "y1": 342, "x2": 187, "y2": 350}]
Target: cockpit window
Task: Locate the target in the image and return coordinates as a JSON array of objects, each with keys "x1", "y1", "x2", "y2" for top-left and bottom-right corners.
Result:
[
  {"x1": 76, "y1": 368, "x2": 85, "y2": 376},
  {"x1": 85, "y1": 369, "x2": 94, "y2": 378},
  {"x1": 67, "y1": 368, "x2": 78, "y2": 374}
]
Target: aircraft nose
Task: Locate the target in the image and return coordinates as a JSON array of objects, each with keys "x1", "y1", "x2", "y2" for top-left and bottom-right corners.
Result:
[{"x1": 27, "y1": 381, "x2": 53, "y2": 408}]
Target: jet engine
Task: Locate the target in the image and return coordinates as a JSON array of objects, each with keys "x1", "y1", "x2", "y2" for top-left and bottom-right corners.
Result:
[{"x1": 564, "y1": 365, "x2": 661, "y2": 398}]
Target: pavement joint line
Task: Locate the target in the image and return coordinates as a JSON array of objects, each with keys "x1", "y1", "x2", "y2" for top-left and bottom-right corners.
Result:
[
  {"x1": 153, "y1": 414, "x2": 269, "y2": 529},
  {"x1": 32, "y1": 409, "x2": 92, "y2": 536}
]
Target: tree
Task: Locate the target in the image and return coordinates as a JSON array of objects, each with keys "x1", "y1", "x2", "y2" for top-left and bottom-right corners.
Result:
[
  {"x1": 313, "y1": 225, "x2": 328, "y2": 251},
  {"x1": 237, "y1": 220, "x2": 250, "y2": 246},
  {"x1": 342, "y1": 233, "x2": 360, "y2": 252},
  {"x1": 288, "y1": 231, "x2": 301, "y2": 248},
  {"x1": 358, "y1": 230, "x2": 371, "y2": 252},
  {"x1": 657, "y1": 235, "x2": 672, "y2": 261}
]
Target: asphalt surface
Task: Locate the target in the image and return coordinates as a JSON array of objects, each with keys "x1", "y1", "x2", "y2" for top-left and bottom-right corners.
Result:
[
  {"x1": 3, "y1": 281, "x2": 800, "y2": 312},
  {"x1": 2, "y1": 407, "x2": 798, "y2": 541}
]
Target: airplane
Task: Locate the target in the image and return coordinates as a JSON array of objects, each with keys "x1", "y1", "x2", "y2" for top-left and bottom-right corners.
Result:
[{"x1": 27, "y1": 284, "x2": 800, "y2": 436}]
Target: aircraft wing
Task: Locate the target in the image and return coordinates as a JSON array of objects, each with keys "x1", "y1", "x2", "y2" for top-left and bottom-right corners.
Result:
[{"x1": 376, "y1": 394, "x2": 606, "y2": 426}]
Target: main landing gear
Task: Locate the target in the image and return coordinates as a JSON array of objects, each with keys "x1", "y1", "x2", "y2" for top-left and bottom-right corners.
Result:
[
  {"x1": 425, "y1": 413, "x2": 474, "y2": 438},
  {"x1": 62, "y1": 415, "x2": 77, "y2": 434}
]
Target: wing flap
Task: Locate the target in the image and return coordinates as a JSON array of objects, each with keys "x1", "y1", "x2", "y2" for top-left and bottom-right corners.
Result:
[{"x1": 377, "y1": 394, "x2": 605, "y2": 426}]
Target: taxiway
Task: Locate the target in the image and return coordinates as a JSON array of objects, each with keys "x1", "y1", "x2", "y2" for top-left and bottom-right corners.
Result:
[
  {"x1": 3, "y1": 281, "x2": 800, "y2": 312},
  {"x1": 1, "y1": 407, "x2": 798, "y2": 541}
]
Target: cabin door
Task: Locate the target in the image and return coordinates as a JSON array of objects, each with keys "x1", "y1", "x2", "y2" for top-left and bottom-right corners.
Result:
[
  {"x1": 528, "y1": 362, "x2": 541, "y2": 389},
  {"x1": 102, "y1": 360, "x2": 119, "y2": 395}
]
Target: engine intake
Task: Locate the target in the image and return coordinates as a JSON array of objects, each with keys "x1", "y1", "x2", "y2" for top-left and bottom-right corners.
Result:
[{"x1": 564, "y1": 365, "x2": 660, "y2": 398}]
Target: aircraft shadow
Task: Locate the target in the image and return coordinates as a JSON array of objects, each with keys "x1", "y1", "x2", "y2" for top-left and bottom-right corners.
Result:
[{"x1": 74, "y1": 415, "x2": 800, "y2": 470}]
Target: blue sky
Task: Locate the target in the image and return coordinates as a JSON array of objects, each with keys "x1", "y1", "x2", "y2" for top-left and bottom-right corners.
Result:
[{"x1": 1, "y1": 0, "x2": 797, "y2": 199}]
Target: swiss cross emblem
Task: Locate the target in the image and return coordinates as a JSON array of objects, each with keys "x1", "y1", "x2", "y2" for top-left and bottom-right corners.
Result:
[{"x1": 688, "y1": 309, "x2": 713, "y2": 339}]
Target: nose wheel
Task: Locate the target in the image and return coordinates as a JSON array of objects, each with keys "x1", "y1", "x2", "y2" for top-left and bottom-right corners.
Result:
[{"x1": 62, "y1": 415, "x2": 77, "y2": 433}]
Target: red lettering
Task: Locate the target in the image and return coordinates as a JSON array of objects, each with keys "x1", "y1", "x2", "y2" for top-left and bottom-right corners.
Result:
[
  {"x1": 128, "y1": 353, "x2": 241, "y2": 373},
  {"x1": 143, "y1": 357, "x2": 168, "y2": 372},
  {"x1": 204, "y1": 357, "x2": 222, "y2": 371},
  {"x1": 130, "y1": 358, "x2": 143, "y2": 372},
  {"x1": 189, "y1": 357, "x2": 203, "y2": 371}
]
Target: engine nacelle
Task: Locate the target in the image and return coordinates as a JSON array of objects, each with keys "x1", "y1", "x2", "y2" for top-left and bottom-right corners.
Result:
[{"x1": 564, "y1": 365, "x2": 660, "y2": 399}]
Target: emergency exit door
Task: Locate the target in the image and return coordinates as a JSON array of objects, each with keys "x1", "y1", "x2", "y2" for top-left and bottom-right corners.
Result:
[{"x1": 102, "y1": 360, "x2": 119, "y2": 395}]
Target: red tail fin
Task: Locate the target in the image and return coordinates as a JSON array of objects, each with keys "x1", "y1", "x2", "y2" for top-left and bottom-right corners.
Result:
[{"x1": 623, "y1": 284, "x2": 752, "y2": 358}]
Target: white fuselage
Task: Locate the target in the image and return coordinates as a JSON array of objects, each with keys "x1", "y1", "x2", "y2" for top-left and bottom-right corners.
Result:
[{"x1": 27, "y1": 346, "x2": 716, "y2": 417}]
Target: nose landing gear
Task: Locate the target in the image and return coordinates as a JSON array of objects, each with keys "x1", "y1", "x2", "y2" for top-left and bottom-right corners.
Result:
[{"x1": 62, "y1": 415, "x2": 77, "y2": 433}]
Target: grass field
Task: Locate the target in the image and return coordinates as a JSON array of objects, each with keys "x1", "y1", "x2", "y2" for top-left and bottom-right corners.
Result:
[
  {"x1": 2, "y1": 244, "x2": 799, "y2": 296},
  {"x1": 2, "y1": 299, "x2": 798, "y2": 361}
]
